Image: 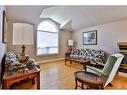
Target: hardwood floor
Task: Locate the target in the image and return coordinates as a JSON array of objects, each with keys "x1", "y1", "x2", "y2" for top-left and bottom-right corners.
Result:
[
  {"x1": 40, "y1": 60, "x2": 81, "y2": 89},
  {"x1": 9, "y1": 60, "x2": 127, "y2": 89}
]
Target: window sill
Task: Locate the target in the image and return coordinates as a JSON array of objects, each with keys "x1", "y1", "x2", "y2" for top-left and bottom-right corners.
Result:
[{"x1": 36, "y1": 53, "x2": 59, "y2": 57}]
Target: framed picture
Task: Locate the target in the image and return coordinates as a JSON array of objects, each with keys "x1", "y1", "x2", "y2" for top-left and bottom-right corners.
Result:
[
  {"x1": 83, "y1": 30, "x2": 97, "y2": 45},
  {"x1": 2, "y1": 10, "x2": 8, "y2": 44}
]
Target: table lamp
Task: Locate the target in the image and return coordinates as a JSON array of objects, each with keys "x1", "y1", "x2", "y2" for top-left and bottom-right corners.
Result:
[
  {"x1": 68, "y1": 39, "x2": 74, "y2": 52},
  {"x1": 13, "y1": 23, "x2": 34, "y2": 63}
]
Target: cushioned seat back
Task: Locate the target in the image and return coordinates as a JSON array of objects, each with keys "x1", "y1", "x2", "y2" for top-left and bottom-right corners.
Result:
[
  {"x1": 84, "y1": 49, "x2": 105, "y2": 63},
  {"x1": 103, "y1": 56, "x2": 117, "y2": 77},
  {"x1": 103, "y1": 54, "x2": 124, "y2": 87},
  {"x1": 70, "y1": 49, "x2": 82, "y2": 60},
  {"x1": 85, "y1": 49, "x2": 95, "y2": 60}
]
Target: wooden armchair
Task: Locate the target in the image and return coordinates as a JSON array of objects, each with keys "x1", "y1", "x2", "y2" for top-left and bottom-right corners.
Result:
[{"x1": 87, "y1": 54, "x2": 124, "y2": 87}]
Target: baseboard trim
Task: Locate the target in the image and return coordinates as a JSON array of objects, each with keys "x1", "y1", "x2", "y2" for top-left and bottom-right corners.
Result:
[
  {"x1": 36, "y1": 58, "x2": 65, "y2": 64},
  {"x1": 118, "y1": 72, "x2": 127, "y2": 77}
]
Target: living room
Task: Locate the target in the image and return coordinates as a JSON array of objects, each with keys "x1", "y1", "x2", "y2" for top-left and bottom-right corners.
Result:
[{"x1": 1, "y1": 2, "x2": 127, "y2": 93}]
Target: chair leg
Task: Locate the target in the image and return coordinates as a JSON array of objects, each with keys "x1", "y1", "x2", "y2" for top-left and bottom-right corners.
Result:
[
  {"x1": 75, "y1": 78, "x2": 78, "y2": 89},
  {"x1": 108, "y1": 83, "x2": 113, "y2": 87}
]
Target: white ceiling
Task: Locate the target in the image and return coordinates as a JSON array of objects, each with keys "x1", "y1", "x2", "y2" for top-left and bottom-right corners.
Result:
[
  {"x1": 6, "y1": 6, "x2": 127, "y2": 31},
  {"x1": 6, "y1": 6, "x2": 52, "y2": 25}
]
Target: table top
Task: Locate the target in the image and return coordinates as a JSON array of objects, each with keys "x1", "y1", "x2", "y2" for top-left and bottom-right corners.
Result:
[
  {"x1": 74, "y1": 71, "x2": 103, "y2": 85},
  {"x1": 3, "y1": 66, "x2": 40, "y2": 80}
]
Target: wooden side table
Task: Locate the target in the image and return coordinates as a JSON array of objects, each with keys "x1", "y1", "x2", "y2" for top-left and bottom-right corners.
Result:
[
  {"x1": 2, "y1": 66, "x2": 40, "y2": 89},
  {"x1": 74, "y1": 71, "x2": 103, "y2": 89}
]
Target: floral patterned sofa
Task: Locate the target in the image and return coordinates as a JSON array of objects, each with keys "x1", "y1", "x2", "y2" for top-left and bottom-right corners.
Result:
[
  {"x1": 65, "y1": 48, "x2": 105, "y2": 68},
  {"x1": 4, "y1": 52, "x2": 39, "y2": 71}
]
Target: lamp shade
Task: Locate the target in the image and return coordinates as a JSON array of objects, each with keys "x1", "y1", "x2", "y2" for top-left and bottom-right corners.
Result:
[{"x1": 68, "y1": 40, "x2": 74, "y2": 46}]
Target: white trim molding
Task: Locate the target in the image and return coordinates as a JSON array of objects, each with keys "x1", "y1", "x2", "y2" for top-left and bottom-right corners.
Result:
[
  {"x1": 36, "y1": 58, "x2": 65, "y2": 64},
  {"x1": 118, "y1": 72, "x2": 127, "y2": 77}
]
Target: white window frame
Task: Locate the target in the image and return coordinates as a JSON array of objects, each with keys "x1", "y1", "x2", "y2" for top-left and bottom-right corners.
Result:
[{"x1": 36, "y1": 20, "x2": 59, "y2": 56}]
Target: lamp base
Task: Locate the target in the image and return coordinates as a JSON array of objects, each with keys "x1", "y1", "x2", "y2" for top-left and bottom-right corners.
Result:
[
  {"x1": 19, "y1": 45, "x2": 29, "y2": 63},
  {"x1": 21, "y1": 45, "x2": 25, "y2": 56},
  {"x1": 19, "y1": 54, "x2": 29, "y2": 63}
]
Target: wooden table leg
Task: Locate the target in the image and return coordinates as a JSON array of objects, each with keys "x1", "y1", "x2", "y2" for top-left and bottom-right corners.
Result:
[
  {"x1": 37, "y1": 72, "x2": 40, "y2": 89},
  {"x1": 32, "y1": 78, "x2": 35, "y2": 85},
  {"x1": 100, "y1": 83, "x2": 104, "y2": 89},
  {"x1": 65, "y1": 59, "x2": 67, "y2": 65},
  {"x1": 2, "y1": 80, "x2": 9, "y2": 89},
  {"x1": 81, "y1": 83, "x2": 84, "y2": 89},
  {"x1": 82, "y1": 63, "x2": 86, "y2": 71},
  {"x1": 75, "y1": 78, "x2": 78, "y2": 89}
]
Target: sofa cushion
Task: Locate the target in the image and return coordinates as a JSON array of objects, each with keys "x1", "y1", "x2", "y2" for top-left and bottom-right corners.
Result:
[
  {"x1": 6, "y1": 52, "x2": 17, "y2": 60},
  {"x1": 5, "y1": 52, "x2": 21, "y2": 69}
]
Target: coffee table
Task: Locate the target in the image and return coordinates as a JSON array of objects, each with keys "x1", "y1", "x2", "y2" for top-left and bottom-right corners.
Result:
[
  {"x1": 70, "y1": 60, "x2": 90, "y2": 70},
  {"x1": 2, "y1": 66, "x2": 40, "y2": 89},
  {"x1": 74, "y1": 71, "x2": 103, "y2": 89}
]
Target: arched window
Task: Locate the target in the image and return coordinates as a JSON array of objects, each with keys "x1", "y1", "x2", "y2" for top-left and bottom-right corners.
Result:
[
  {"x1": 37, "y1": 20, "x2": 59, "y2": 55},
  {"x1": 37, "y1": 21, "x2": 57, "y2": 32}
]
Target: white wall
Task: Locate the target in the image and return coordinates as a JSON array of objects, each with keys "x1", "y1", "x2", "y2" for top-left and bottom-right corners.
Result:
[
  {"x1": 73, "y1": 19, "x2": 127, "y2": 54},
  {"x1": 0, "y1": 43, "x2": 6, "y2": 79},
  {"x1": 0, "y1": 6, "x2": 6, "y2": 80},
  {"x1": 0, "y1": 6, "x2": 5, "y2": 42}
]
